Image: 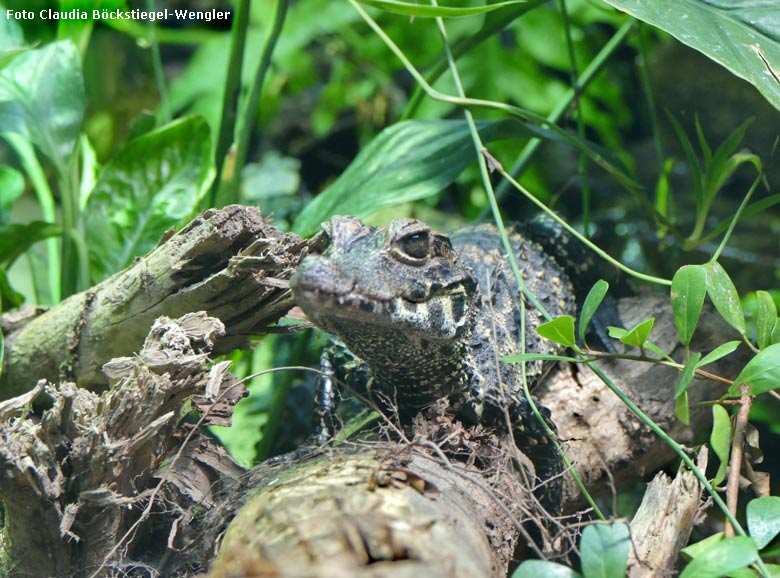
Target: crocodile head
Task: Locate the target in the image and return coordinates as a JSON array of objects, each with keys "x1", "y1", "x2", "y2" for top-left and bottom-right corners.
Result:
[{"x1": 292, "y1": 215, "x2": 478, "y2": 342}]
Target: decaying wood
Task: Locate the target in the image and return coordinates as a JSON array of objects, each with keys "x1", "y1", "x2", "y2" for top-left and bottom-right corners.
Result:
[
  {"x1": 0, "y1": 313, "x2": 244, "y2": 577},
  {"x1": 0, "y1": 204, "x2": 315, "y2": 397},
  {"x1": 627, "y1": 448, "x2": 708, "y2": 578}
]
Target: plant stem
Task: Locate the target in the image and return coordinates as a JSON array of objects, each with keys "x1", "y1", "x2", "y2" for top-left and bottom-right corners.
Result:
[
  {"x1": 725, "y1": 385, "x2": 752, "y2": 538},
  {"x1": 711, "y1": 173, "x2": 763, "y2": 262},
  {"x1": 146, "y1": 0, "x2": 171, "y2": 125},
  {"x1": 217, "y1": 0, "x2": 289, "y2": 207},
  {"x1": 211, "y1": 0, "x2": 251, "y2": 207},
  {"x1": 490, "y1": 18, "x2": 636, "y2": 206}
]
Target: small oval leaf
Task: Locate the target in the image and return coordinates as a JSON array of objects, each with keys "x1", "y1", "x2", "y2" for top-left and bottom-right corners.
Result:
[
  {"x1": 696, "y1": 341, "x2": 741, "y2": 369},
  {"x1": 747, "y1": 496, "x2": 780, "y2": 550},
  {"x1": 579, "y1": 280, "x2": 609, "y2": 346},
  {"x1": 619, "y1": 318, "x2": 655, "y2": 348},
  {"x1": 710, "y1": 404, "x2": 731, "y2": 486},
  {"x1": 676, "y1": 353, "x2": 702, "y2": 399},
  {"x1": 671, "y1": 265, "x2": 707, "y2": 346},
  {"x1": 580, "y1": 522, "x2": 630, "y2": 578},
  {"x1": 705, "y1": 261, "x2": 746, "y2": 336},
  {"x1": 756, "y1": 291, "x2": 778, "y2": 350},
  {"x1": 537, "y1": 315, "x2": 576, "y2": 348},
  {"x1": 678, "y1": 536, "x2": 758, "y2": 578},
  {"x1": 728, "y1": 343, "x2": 780, "y2": 397}
]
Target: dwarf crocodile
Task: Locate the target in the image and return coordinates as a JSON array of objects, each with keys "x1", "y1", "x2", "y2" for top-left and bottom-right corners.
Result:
[{"x1": 291, "y1": 215, "x2": 593, "y2": 507}]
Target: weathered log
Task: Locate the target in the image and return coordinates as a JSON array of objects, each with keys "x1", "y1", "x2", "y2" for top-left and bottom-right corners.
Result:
[{"x1": 0, "y1": 205, "x2": 315, "y2": 397}]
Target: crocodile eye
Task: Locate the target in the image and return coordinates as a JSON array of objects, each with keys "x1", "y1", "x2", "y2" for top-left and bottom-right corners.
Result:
[{"x1": 400, "y1": 232, "x2": 431, "y2": 260}]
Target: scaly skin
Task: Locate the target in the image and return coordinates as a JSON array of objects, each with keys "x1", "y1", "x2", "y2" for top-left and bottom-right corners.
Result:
[{"x1": 292, "y1": 216, "x2": 576, "y2": 510}]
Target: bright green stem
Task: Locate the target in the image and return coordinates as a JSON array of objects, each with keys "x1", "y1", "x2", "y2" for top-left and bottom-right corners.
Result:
[
  {"x1": 491, "y1": 19, "x2": 636, "y2": 205},
  {"x1": 210, "y1": 0, "x2": 251, "y2": 207},
  {"x1": 711, "y1": 174, "x2": 763, "y2": 262},
  {"x1": 431, "y1": 5, "x2": 605, "y2": 518},
  {"x1": 500, "y1": 170, "x2": 672, "y2": 286},
  {"x1": 217, "y1": 0, "x2": 289, "y2": 207},
  {"x1": 3, "y1": 133, "x2": 60, "y2": 304}
]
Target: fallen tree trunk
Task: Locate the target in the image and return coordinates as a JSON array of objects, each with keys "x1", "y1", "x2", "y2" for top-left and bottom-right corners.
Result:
[{"x1": 0, "y1": 204, "x2": 315, "y2": 396}]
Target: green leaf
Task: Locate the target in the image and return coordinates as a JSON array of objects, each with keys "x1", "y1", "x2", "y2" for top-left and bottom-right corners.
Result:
[
  {"x1": 710, "y1": 404, "x2": 731, "y2": 486},
  {"x1": 0, "y1": 268, "x2": 24, "y2": 311},
  {"x1": 357, "y1": 0, "x2": 527, "y2": 17},
  {"x1": 675, "y1": 392, "x2": 690, "y2": 427},
  {"x1": 674, "y1": 353, "x2": 701, "y2": 426},
  {"x1": 756, "y1": 291, "x2": 778, "y2": 350},
  {"x1": 728, "y1": 343, "x2": 780, "y2": 397},
  {"x1": 84, "y1": 116, "x2": 214, "y2": 282},
  {"x1": 665, "y1": 111, "x2": 703, "y2": 207},
  {"x1": 0, "y1": 12, "x2": 26, "y2": 67},
  {"x1": 579, "y1": 280, "x2": 609, "y2": 347},
  {"x1": 705, "y1": 119, "x2": 760, "y2": 200},
  {"x1": 678, "y1": 536, "x2": 758, "y2": 578},
  {"x1": 537, "y1": 315, "x2": 576, "y2": 348},
  {"x1": 0, "y1": 166, "x2": 24, "y2": 224},
  {"x1": 0, "y1": 221, "x2": 63, "y2": 269},
  {"x1": 773, "y1": 319, "x2": 780, "y2": 346},
  {"x1": 293, "y1": 120, "x2": 490, "y2": 235},
  {"x1": 292, "y1": 119, "x2": 635, "y2": 236},
  {"x1": 671, "y1": 265, "x2": 707, "y2": 346},
  {"x1": 747, "y1": 496, "x2": 780, "y2": 550},
  {"x1": 580, "y1": 522, "x2": 630, "y2": 578},
  {"x1": 682, "y1": 532, "x2": 724, "y2": 559},
  {"x1": 616, "y1": 318, "x2": 655, "y2": 348},
  {"x1": 0, "y1": 40, "x2": 85, "y2": 174},
  {"x1": 600, "y1": 0, "x2": 780, "y2": 111},
  {"x1": 705, "y1": 261, "x2": 746, "y2": 336},
  {"x1": 501, "y1": 353, "x2": 580, "y2": 364},
  {"x1": 696, "y1": 341, "x2": 741, "y2": 369},
  {"x1": 511, "y1": 560, "x2": 581, "y2": 578},
  {"x1": 676, "y1": 353, "x2": 702, "y2": 399}
]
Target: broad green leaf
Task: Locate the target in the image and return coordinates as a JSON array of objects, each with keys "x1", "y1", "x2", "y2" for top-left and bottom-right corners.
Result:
[
  {"x1": 705, "y1": 261, "x2": 746, "y2": 336},
  {"x1": 293, "y1": 120, "x2": 491, "y2": 235},
  {"x1": 671, "y1": 265, "x2": 707, "y2": 346},
  {"x1": 511, "y1": 560, "x2": 581, "y2": 578},
  {"x1": 579, "y1": 280, "x2": 609, "y2": 347},
  {"x1": 0, "y1": 166, "x2": 24, "y2": 224},
  {"x1": 607, "y1": 326, "x2": 627, "y2": 340},
  {"x1": 501, "y1": 353, "x2": 580, "y2": 364},
  {"x1": 537, "y1": 315, "x2": 576, "y2": 348},
  {"x1": 678, "y1": 536, "x2": 758, "y2": 578},
  {"x1": 84, "y1": 116, "x2": 214, "y2": 283},
  {"x1": 292, "y1": 119, "x2": 635, "y2": 236},
  {"x1": 682, "y1": 532, "x2": 724, "y2": 559},
  {"x1": 710, "y1": 405, "x2": 731, "y2": 486},
  {"x1": 747, "y1": 496, "x2": 780, "y2": 550},
  {"x1": 728, "y1": 343, "x2": 780, "y2": 397},
  {"x1": 0, "y1": 41, "x2": 84, "y2": 174},
  {"x1": 616, "y1": 318, "x2": 655, "y2": 348},
  {"x1": 0, "y1": 13, "x2": 26, "y2": 66},
  {"x1": 600, "y1": 0, "x2": 780, "y2": 111},
  {"x1": 697, "y1": 341, "x2": 741, "y2": 369},
  {"x1": 0, "y1": 222, "x2": 63, "y2": 269},
  {"x1": 580, "y1": 522, "x2": 630, "y2": 578},
  {"x1": 756, "y1": 291, "x2": 778, "y2": 350},
  {"x1": 357, "y1": 0, "x2": 526, "y2": 17}
]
